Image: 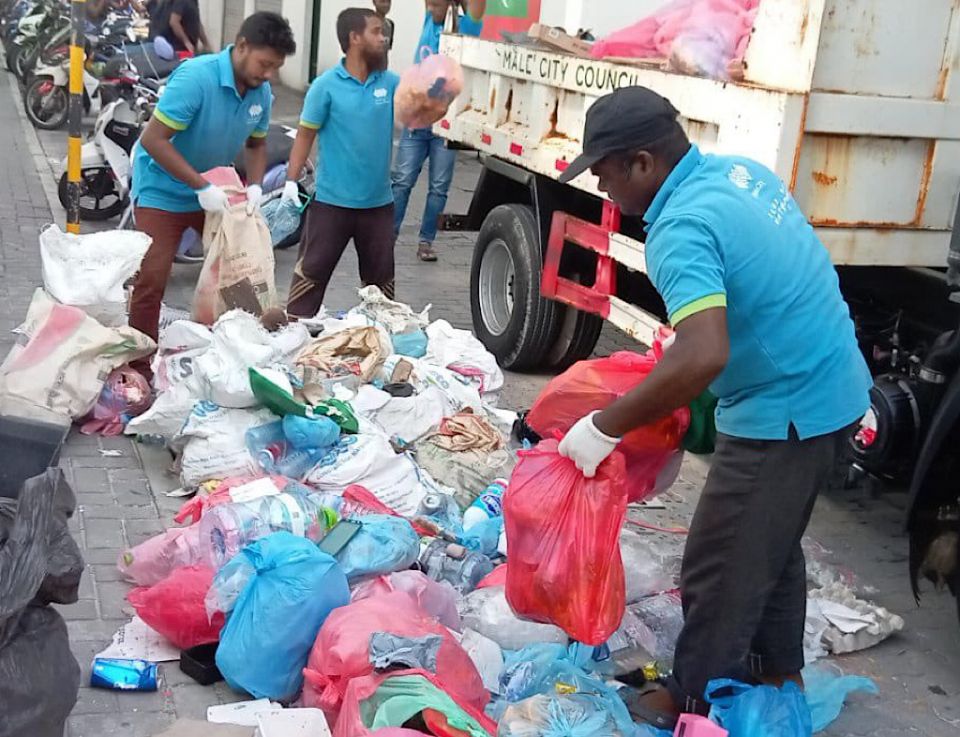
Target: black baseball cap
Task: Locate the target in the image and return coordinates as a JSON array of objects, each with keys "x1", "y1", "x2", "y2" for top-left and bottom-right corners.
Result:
[{"x1": 559, "y1": 86, "x2": 680, "y2": 184}]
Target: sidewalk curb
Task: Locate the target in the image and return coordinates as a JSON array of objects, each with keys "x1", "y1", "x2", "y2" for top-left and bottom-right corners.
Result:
[{"x1": 5, "y1": 70, "x2": 63, "y2": 222}]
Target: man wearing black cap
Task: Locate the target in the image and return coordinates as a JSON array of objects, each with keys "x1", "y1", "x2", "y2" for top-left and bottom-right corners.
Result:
[{"x1": 555, "y1": 87, "x2": 871, "y2": 724}]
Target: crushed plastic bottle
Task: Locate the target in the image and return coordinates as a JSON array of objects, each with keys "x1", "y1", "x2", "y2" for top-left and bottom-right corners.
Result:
[{"x1": 418, "y1": 538, "x2": 494, "y2": 594}]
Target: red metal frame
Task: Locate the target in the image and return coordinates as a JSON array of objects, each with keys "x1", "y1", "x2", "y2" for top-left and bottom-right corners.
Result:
[{"x1": 541, "y1": 201, "x2": 622, "y2": 319}]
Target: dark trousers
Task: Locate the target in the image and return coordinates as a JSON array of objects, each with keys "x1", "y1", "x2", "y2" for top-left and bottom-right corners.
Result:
[
  {"x1": 666, "y1": 426, "x2": 847, "y2": 713},
  {"x1": 287, "y1": 201, "x2": 396, "y2": 319},
  {"x1": 128, "y1": 206, "x2": 206, "y2": 378}
]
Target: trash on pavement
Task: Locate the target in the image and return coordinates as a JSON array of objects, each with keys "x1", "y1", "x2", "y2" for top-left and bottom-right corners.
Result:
[
  {"x1": 118, "y1": 524, "x2": 204, "y2": 587},
  {"x1": 807, "y1": 583, "x2": 905, "y2": 655},
  {"x1": 256, "y1": 707, "x2": 332, "y2": 737},
  {"x1": 706, "y1": 678, "x2": 812, "y2": 737},
  {"x1": 348, "y1": 285, "x2": 430, "y2": 335},
  {"x1": 498, "y1": 692, "x2": 633, "y2": 737},
  {"x1": 505, "y1": 439, "x2": 628, "y2": 645},
  {"x1": 207, "y1": 699, "x2": 282, "y2": 727},
  {"x1": 335, "y1": 514, "x2": 420, "y2": 581},
  {"x1": 458, "y1": 586, "x2": 568, "y2": 651},
  {"x1": 150, "y1": 719, "x2": 253, "y2": 737},
  {"x1": 802, "y1": 665, "x2": 878, "y2": 733},
  {"x1": 91, "y1": 657, "x2": 159, "y2": 691},
  {"x1": 0, "y1": 289, "x2": 155, "y2": 423},
  {"x1": 97, "y1": 616, "x2": 182, "y2": 663},
  {"x1": 127, "y1": 565, "x2": 224, "y2": 650},
  {"x1": 213, "y1": 532, "x2": 350, "y2": 701},
  {"x1": 351, "y1": 570, "x2": 461, "y2": 631},
  {"x1": 39, "y1": 224, "x2": 150, "y2": 327},
  {"x1": 80, "y1": 366, "x2": 152, "y2": 436},
  {"x1": 177, "y1": 403, "x2": 277, "y2": 487}
]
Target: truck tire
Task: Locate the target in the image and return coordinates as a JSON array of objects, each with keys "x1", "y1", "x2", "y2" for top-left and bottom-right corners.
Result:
[
  {"x1": 471, "y1": 204, "x2": 560, "y2": 371},
  {"x1": 547, "y1": 304, "x2": 604, "y2": 370}
]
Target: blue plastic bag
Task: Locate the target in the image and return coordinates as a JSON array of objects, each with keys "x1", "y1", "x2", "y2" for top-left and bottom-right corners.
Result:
[
  {"x1": 498, "y1": 644, "x2": 638, "y2": 737},
  {"x1": 392, "y1": 329, "x2": 428, "y2": 358},
  {"x1": 336, "y1": 515, "x2": 420, "y2": 581},
  {"x1": 262, "y1": 197, "x2": 304, "y2": 247},
  {"x1": 707, "y1": 678, "x2": 812, "y2": 737},
  {"x1": 802, "y1": 666, "x2": 878, "y2": 733},
  {"x1": 215, "y1": 532, "x2": 350, "y2": 700}
]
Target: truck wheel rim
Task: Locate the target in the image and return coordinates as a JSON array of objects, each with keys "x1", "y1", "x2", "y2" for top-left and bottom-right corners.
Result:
[{"x1": 479, "y1": 237, "x2": 515, "y2": 337}]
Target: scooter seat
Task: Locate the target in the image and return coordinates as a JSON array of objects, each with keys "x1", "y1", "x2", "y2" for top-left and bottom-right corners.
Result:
[{"x1": 233, "y1": 124, "x2": 295, "y2": 180}]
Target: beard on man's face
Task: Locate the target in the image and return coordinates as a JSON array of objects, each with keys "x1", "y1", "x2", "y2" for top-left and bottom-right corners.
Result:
[{"x1": 364, "y1": 47, "x2": 388, "y2": 71}]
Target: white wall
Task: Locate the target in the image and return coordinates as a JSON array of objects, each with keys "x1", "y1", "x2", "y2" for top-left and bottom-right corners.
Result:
[
  {"x1": 314, "y1": 0, "x2": 425, "y2": 80},
  {"x1": 279, "y1": 0, "x2": 313, "y2": 89},
  {"x1": 200, "y1": 0, "x2": 225, "y2": 48}
]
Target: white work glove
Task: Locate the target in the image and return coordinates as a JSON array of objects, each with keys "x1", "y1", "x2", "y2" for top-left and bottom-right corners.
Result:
[
  {"x1": 558, "y1": 411, "x2": 621, "y2": 478},
  {"x1": 245, "y1": 183, "x2": 263, "y2": 215},
  {"x1": 196, "y1": 183, "x2": 229, "y2": 213},
  {"x1": 280, "y1": 180, "x2": 300, "y2": 206}
]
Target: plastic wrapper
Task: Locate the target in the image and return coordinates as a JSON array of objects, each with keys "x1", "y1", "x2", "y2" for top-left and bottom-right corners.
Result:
[
  {"x1": 336, "y1": 515, "x2": 420, "y2": 581},
  {"x1": 458, "y1": 586, "x2": 568, "y2": 652},
  {"x1": 214, "y1": 532, "x2": 350, "y2": 701},
  {"x1": 334, "y1": 670, "x2": 496, "y2": 737},
  {"x1": 620, "y1": 530, "x2": 683, "y2": 603},
  {"x1": 505, "y1": 440, "x2": 627, "y2": 645},
  {"x1": 525, "y1": 352, "x2": 689, "y2": 503},
  {"x1": 301, "y1": 590, "x2": 487, "y2": 724},
  {"x1": 802, "y1": 665, "x2": 878, "y2": 733},
  {"x1": 706, "y1": 678, "x2": 812, "y2": 737},
  {"x1": 347, "y1": 285, "x2": 430, "y2": 335},
  {"x1": 117, "y1": 524, "x2": 204, "y2": 587},
  {"x1": 351, "y1": 570, "x2": 461, "y2": 631},
  {"x1": 424, "y1": 319, "x2": 504, "y2": 396},
  {"x1": 395, "y1": 51, "x2": 464, "y2": 130},
  {"x1": 623, "y1": 592, "x2": 685, "y2": 662},
  {"x1": 80, "y1": 367, "x2": 152, "y2": 436},
  {"x1": 128, "y1": 565, "x2": 224, "y2": 650},
  {"x1": 416, "y1": 442, "x2": 516, "y2": 509}
]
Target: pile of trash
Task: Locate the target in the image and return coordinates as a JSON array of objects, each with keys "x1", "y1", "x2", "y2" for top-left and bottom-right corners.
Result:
[{"x1": 0, "y1": 225, "x2": 891, "y2": 737}]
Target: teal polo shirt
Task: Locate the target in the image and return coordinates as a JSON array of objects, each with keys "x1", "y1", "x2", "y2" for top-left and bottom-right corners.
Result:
[
  {"x1": 415, "y1": 11, "x2": 483, "y2": 61},
  {"x1": 132, "y1": 46, "x2": 272, "y2": 212},
  {"x1": 300, "y1": 61, "x2": 400, "y2": 210},
  {"x1": 644, "y1": 145, "x2": 872, "y2": 441}
]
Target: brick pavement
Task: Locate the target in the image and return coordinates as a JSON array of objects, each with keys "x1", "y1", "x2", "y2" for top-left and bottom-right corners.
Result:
[{"x1": 6, "y1": 70, "x2": 960, "y2": 737}]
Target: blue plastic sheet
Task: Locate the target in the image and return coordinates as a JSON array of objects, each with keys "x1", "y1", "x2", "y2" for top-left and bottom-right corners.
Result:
[
  {"x1": 392, "y1": 330, "x2": 428, "y2": 358},
  {"x1": 215, "y1": 532, "x2": 350, "y2": 700},
  {"x1": 707, "y1": 678, "x2": 812, "y2": 737},
  {"x1": 802, "y1": 666, "x2": 878, "y2": 733},
  {"x1": 336, "y1": 515, "x2": 420, "y2": 581}
]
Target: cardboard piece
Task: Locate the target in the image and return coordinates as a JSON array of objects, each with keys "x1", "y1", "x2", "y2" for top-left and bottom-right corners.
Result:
[{"x1": 527, "y1": 23, "x2": 592, "y2": 57}]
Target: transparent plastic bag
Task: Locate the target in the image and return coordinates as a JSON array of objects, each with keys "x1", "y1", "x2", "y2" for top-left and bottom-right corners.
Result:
[
  {"x1": 505, "y1": 440, "x2": 627, "y2": 645},
  {"x1": 350, "y1": 570, "x2": 462, "y2": 631},
  {"x1": 459, "y1": 586, "x2": 568, "y2": 652},
  {"x1": 625, "y1": 592, "x2": 685, "y2": 662},
  {"x1": 395, "y1": 50, "x2": 464, "y2": 130},
  {"x1": 80, "y1": 367, "x2": 152, "y2": 436},
  {"x1": 261, "y1": 196, "x2": 304, "y2": 247}
]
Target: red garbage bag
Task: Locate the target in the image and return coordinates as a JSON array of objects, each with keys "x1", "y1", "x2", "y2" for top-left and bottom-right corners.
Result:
[
  {"x1": 504, "y1": 440, "x2": 628, "y2": 645},
  {"x1": 127, "y1": 565, "x2": 224, "y2": 649},
  {"x1": 525, "y1": 351, "x2": 689, "y2": 503},
  {"x1": 301, "y1": 591, "x2": 487, "y2": 724}
]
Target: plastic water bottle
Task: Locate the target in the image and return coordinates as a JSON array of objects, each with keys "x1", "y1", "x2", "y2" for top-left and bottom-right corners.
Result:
[
  {"x1": 245, "y1": 421, "x2": 288, "y2": 473},
  {"x1": 416, "y1": 493, "x2": 463, "y2": 531},
  {"x1": 418, "y1": 538, "x2": 494, "y2": 593},
  {"x1": 199, "y1": 489, "x2": 338, "y2": 568},
  {"x1": 462, "y1": 479, "x2": 508, "y2": 531}
]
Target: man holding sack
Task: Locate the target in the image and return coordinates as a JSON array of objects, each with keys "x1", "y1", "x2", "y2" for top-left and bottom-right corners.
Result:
[{"x1": 129, "y1": 12, "x2": 297, "y2": 375}]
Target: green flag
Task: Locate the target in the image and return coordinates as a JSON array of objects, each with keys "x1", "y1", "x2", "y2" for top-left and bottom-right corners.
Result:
[{"x1": 488, "y1": 0, "x2": 529, "y2": 18}]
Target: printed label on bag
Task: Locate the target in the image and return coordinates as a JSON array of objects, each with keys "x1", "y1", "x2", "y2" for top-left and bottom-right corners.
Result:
[{"x1": 230, "y1": 477, "x2": 282, "y2": 504}]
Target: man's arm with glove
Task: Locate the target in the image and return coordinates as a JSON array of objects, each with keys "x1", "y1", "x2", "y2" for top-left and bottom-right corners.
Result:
[{"x1": 559, "y1": 308, "x2": 729, "y2": 476}]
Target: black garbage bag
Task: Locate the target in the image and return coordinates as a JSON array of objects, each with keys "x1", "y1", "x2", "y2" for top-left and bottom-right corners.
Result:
[
  {"x1": 0, "y1": 605, "x2": 81, "y2": 737},
  {"x1": 0, "y1": 469, "x2": 83, "y2": 737}
]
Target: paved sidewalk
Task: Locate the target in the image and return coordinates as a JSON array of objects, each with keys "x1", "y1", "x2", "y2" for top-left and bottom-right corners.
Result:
[{"x1": 4, "y1": 70, "x2": 960, "y2": 737}]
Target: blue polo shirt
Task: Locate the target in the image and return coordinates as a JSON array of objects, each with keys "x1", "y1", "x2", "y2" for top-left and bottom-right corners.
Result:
[
  {"x1": 415, "y1": 10, "x2": 483, "y2": 62},
  {"x1": 644, "y1": 145, "x2": 871, "y2": 441},
  {"x1": 300, "y1": 61, "x2": 400, "y2": 209},
  {"x1": 132, "y1": 46, "x2": 272, "y2": 212}
]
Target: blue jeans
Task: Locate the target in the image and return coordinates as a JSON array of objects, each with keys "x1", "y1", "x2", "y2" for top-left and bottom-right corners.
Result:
[{"x1": 391, "y1": 128, "x2": 456, "y2": 245}]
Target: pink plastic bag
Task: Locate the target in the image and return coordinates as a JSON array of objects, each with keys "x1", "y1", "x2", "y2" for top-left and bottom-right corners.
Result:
[
  {"x1": 591, "y1": 0, "x2": 761, "y2": 80},
  {"x1": 334, "y1": 670, "x2": 496, "y2": 737},
  {"x1": 301, "y1": 591, "x2": 487, "y2": 724},
  {"x1": 80, "y1": 367, "x2": 152, "y2": 436},
  {"x1": 395, "y1": 51, "x2": 464, "y2": 130},
  {"x1": 117, "y1": 524, "x2": 204, "y2": 586},
  {"x1": 351, "y1": 570, "x2": 461, "y2": 631},
  {"x1": 525, "y1": 351, "x2": 689, "y2": 503},
  {"x1": 505, "y1": 439, "x2": 628, "y2": 645},
  {"x1": 173, "y1": 475, "x2": 289, "y2": 525},
  {"x1": 127, "y1": 565, "x2": 224, "y2": 649}
]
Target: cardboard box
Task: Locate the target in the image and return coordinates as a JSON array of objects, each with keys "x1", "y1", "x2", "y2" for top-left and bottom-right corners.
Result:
[{"x1": 528, "y1": 23, "x2": 593, "y2": 58}]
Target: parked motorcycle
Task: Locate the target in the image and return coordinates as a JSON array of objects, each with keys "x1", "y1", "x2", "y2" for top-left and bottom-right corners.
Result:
[{"x1": 57, "y1": 73, "x2": 159, "y2": 219}]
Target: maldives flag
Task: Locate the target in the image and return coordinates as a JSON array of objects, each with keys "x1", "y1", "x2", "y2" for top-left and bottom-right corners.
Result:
[{"x1": 481, "y1": 0, "x2": 541, "y2": 40}]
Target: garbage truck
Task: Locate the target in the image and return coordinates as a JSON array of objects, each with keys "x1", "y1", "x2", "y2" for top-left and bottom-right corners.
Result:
[{"x1": 435, "y1": 0, "x2": 960, "y2": 613}]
